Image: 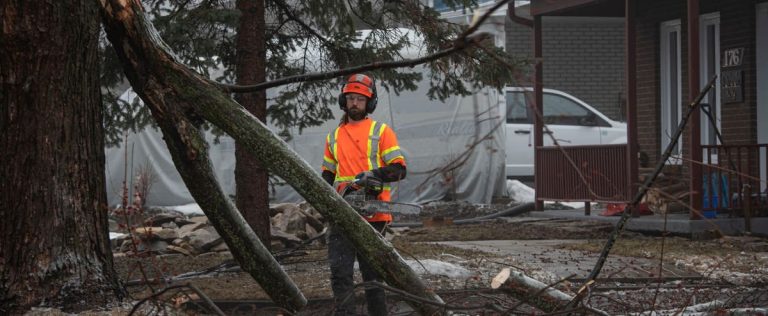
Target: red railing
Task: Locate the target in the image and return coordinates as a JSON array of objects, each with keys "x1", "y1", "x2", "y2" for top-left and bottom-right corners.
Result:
[
  {"x1": 701, "y1": 144, "x2": 768, "y2": 218},
  {"x1": 535, "y1": 144, "x2": 632, "y2": 204}
]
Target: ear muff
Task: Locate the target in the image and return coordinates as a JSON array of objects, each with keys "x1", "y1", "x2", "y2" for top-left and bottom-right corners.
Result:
[
  {"x1": 338, "y1": 91, "x2": 347, "y2": 110},
  {"x1": 365, "y1": 81, "x2": 378, "y2": 114},
  {"x1": 337, "y1": 75, "x2": 378, "y2": 114}
]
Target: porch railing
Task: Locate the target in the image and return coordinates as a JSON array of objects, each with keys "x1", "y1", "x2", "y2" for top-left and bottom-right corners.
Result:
[
  {"x1": 701, "y1": 143, "x2": 768, "y2": 218},
  {"x1": 535, "y1": 144, "x2": 632, "y2": 207}
]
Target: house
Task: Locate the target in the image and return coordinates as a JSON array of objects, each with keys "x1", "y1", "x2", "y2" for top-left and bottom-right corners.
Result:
[
  {"x1": 431, "y1": 1, "x2": 626, "y2": 120},
  {"x1": 526, "y1": 0, "x2": 767, "y2": 225},
  {"x1": 505, "y1": 3, "x2": 626, "y2": 121}
]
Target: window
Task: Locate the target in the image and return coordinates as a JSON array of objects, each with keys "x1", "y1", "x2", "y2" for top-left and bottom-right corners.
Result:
[
  {"x1": 506, "y1": 91, "x2": 604, "y2": 126},
  {"x1": 432, "y1": 0, "x2": 494, "y2": 12},
  {"x1": 700, "y1": 13, "x2": 721, "y2": 149},
  {"x1": 506, "y1": 91, "x2": 531, "y2": 123},
  {"x1": 542, "y1": 93, "x2": 591, "y2": 125},
  {"x1": 660, "y1": 20, "x2": 683, "y2": 163}
]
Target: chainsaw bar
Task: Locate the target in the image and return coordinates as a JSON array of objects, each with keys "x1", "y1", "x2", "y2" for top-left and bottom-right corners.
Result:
[
  {"x1": 361, "y1": 200, "x2": 422, "y2": 215},
  {"x1": 341, "y1": 181, "x2": 421, "y2": 216},
  {"x1": 345, "y1": 194, "x2": 422, "y2": 216}
]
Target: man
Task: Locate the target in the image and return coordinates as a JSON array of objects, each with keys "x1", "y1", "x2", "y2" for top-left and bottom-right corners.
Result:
[{"x1": 321, "y1": 73, "x2": 406, "y2": 315}]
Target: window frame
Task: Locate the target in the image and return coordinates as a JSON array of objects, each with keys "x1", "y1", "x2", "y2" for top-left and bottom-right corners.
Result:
[
  {"x1": 699, "y1": 12, "x2": 721, "y2": 151},
  {"x1": 660, "y1": 19, "x2": 683, "y2": 164}
]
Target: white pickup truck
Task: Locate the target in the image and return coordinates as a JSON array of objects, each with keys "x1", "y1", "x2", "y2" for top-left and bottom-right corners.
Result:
[{"x1": 503, "y1": 87, "x2": 627, "y2": 179}]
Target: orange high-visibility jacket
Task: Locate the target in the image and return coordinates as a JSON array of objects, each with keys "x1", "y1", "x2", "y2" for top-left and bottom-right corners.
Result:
[{"x1": 322, "y1": 118, "x2": 405, "y2": 222}]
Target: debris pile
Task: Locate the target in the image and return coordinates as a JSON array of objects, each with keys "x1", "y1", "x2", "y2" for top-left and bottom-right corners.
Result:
[
  {"x1": 110, "y1": 202, "x2": 327, "y2": 256},
  {"x1": 640, "y1": 166, "x2": 690, "y2": 214}
]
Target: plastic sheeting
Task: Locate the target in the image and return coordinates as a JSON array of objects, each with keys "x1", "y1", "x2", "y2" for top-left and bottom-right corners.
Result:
[{"x1": 105, "y1": 71, "x2": 507, "y2": 206}]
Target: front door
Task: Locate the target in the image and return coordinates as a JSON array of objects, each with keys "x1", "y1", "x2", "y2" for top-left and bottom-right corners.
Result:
[{"x1": 758, "y1": 2, "x2": 768, "y2": 192}]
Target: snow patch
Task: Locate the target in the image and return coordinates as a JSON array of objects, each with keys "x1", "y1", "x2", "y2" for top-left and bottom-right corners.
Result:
[
  {"x1": 506, "y1": 180, "x2": 535, "y2": 203},
  {"x1": 109, "y1": 232, "x2": 126, "y2": 240},
  {"x1": 161, "y1": 203, "x2": 205, "y2": 216},
  {"x1": 405, "y1": 259, "x2": 472, "y2": 278},
  {"x1": 505, "y1": 179, "x2": 595, "y2": 209}
]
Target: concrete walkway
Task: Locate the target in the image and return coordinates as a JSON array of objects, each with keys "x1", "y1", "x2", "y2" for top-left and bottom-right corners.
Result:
[{"x1": 531, "y1": 209, "x2": 768, "y2": 237}]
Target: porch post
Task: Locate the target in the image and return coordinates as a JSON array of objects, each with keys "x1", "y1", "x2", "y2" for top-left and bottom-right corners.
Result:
[
  {"x1": 533, "y1": 15, "x2": 544, "y2": 212},
  {"x1": 625, "y1": 0, "x2": 639, "y2": 214},
  {"x1": 688, "y1": 0, "x2": 702, "y2": 219}
]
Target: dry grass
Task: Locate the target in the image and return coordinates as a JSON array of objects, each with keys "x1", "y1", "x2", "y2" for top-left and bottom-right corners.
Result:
[
  {"x1": 392, "y1": 238, "x2": 494, "y2": 259},
  {"x1": 558, "y1": 237, "x2": 759, "y2": 260},
  {"x1": 393, "y1": 220, "x2": 613, "y2": 242}
]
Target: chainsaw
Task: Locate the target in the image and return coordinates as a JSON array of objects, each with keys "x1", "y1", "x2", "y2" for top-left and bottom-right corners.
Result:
[{"x1": 339, "y1": 175, "x2": 421, "y2": 219}]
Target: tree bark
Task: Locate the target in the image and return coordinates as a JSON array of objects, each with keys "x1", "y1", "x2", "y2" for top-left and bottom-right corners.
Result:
[
  {"x1": 0, "y1": 0, "x2": 123, "y2": 313},
  {"x1": 98, "y1": 0, "x2": 443, "y2": 313},
  {"x1": 235, "y1": 0, "x2": 271, "y2": 247}
]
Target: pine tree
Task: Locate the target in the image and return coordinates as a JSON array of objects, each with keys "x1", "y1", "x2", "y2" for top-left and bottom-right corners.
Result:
[{"x1": 100, "y1": 0, "x2": 516, "y2": 241}]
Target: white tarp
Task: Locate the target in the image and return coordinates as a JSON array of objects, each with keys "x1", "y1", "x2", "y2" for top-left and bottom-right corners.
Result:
[{"x1": 105, "y1": 69, "x2": 507, "y2": 206}]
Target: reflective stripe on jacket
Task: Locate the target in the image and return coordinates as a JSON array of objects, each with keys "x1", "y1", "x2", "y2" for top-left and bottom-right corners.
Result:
[{"x1": 321, "y1": 118, "x2": 405, "y2": 222}]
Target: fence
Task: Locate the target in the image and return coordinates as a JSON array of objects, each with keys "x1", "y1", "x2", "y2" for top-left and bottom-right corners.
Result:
[
  {"x1": 701, "y1": 143, "x2": 768, "y2": 219},
  {"x1": 535, "y1": 144, "x2": 632, "y2": 208}
]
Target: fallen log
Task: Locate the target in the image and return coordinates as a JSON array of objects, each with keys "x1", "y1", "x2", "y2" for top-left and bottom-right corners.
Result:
[{"x1": 490, "y1": 268, "x2": 572, "y2": 313}]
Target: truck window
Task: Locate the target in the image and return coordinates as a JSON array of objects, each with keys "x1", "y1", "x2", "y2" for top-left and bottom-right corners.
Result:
[
  {"x1": 506, "y1": 91, "x2": 532, "y2": 123},
  {"x1": 543, "y1": 93, "x2": 591, "y2": 125}
]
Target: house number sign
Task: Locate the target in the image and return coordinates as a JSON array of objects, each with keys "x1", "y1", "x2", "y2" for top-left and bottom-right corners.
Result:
[{"x1": 721, "y1": 47, "x2": 744, "y2": 103}]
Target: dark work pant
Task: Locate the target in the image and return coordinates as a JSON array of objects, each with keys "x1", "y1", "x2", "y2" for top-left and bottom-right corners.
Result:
[{"x1": 328, "y1": 221, "x2": 388, "y2": 316}]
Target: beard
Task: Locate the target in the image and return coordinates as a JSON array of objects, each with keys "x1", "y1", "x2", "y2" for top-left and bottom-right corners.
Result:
[{"x1": 347, "y1": 108, "x2": 366, "y2": 121}]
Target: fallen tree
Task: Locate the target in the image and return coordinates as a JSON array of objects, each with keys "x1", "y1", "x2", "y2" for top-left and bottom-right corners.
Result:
[
  {"x1": 97, "y1": 0, "x2": 515, "y2": 313},
  {"x1": 100, "y1": 0, "x2": 306, "y2": 309}
]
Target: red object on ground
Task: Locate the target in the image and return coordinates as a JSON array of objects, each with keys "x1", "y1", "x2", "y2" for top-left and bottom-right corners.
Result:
[{"x1": 600, "y1": 203, "x2": 652, "y2": 216}]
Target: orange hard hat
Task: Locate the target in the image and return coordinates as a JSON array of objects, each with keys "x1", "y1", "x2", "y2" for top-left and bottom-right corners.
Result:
[{"x1": 342, "y1": 74, "x2": 374, "y2": 98}]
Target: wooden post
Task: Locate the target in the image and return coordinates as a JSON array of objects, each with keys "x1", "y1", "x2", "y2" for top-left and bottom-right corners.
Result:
[
  {"x1": 534, "y1": 15, "x2": 544, "y2": 212},
  {"x1": 688, "y1": 0, "x2": 703, "y2": 219},
  {"x1": 626, "y1": 0, "x2": 639, "y2": 215}
]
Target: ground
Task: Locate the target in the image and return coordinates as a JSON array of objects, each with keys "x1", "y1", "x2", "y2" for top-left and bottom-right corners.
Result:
[{"x1": 53, "y1": 202, "x2": 768, "y2": 315}]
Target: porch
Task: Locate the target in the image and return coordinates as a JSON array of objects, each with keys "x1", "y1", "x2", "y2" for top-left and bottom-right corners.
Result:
[
  {"x1": 522, "y1": 0, "x2": 768, "y2": 229},
  {"x1": 534, "y1": 143, "x2": 768, "y2": 234},
  {"x1": 533, "y1": 208, "x2": 768, "y2": 238}
]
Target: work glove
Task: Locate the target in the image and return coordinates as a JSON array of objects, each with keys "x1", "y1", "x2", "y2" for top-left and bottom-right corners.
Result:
[
  {"x1": 355, "y1": 170, "x2": 375, "y2": 186},
  {"x1": 355, "y1": 170, "x2": 383, "y2": 193}
]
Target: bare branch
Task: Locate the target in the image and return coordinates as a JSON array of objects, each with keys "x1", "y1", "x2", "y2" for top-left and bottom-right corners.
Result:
[
  {"x1": 220, "y1": 0, "x2": 515, "y2": 93},
  {"x1": 220, "y1": 32, "x2": 491, "y2": 93}
]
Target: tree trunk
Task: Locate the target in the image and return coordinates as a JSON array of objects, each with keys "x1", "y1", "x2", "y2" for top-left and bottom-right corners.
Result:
[
  {"x1": 0, "y1": 0, "x2": 123, "y2": 313},
  {"x1": 99, "y1": 0, "x2": 444, "y2": 313},
  {"x1": 99, "y1": 1, "x2": 307, "y2": 312},
  {"x1": 235, "y1": 0, "x2": 271, "y2": 247}
]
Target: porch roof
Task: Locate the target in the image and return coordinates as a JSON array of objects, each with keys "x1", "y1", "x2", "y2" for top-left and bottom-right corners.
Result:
[{"x1": 530, "y1": 0, "x2": 623, "y2": 17}]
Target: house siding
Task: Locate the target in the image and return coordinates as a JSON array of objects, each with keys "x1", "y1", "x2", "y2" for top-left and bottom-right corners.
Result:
[
  {"x1": 505, "y1": 16, "x2": 626, "y2": 120},
  {"x1": 635, "y1": 0, "x2": 760, "y2": 166},
  {"x1": 718, "y1": 0, "x2": 759, "y2": 147}
]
